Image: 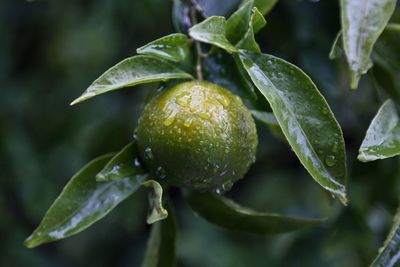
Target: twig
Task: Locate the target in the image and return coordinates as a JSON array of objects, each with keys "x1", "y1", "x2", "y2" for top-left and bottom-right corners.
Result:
[{"x1": 190, "y1": 3, "x2": 203, "y2": 81}]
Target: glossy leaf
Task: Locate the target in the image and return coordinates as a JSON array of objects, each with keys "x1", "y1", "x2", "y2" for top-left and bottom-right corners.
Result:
[
  {"x1": 370, "y1": 205, "x2": 400, "y2": 267},
  {"x1": 185, "y1": 191, "x2": 325, "y2": 235},
  {"x1": 236, "y1": 8, "x2": 265, "y2": 52},
  {"x1": 251, "y1": 110, "x2": 285, "y2": 140},
  {"x1": 385, "y1": 23, "x2": 400, "y2": 32},
  {"x1": 358, "y1": 100, "x2": 400, "y2": 162},
  {"x1": 24, "y1": 154, "x2": 145, "y2": 248},
  {"x1": 70, "y1": 55, "x2": 193, "y2": 105},
  {"x1": 141, "y1": 204, "x2": 176, "y2": 267},
  {"x1": 329, "y1": 30, "x2": 343, "y2": 60},
  {"x1": 96, "y1": 142, "x2": 144, "y2": 182},
  {"x1": 226, "y1": 0, "x2": 254, "y2": 44},
  {"x1": 137, "y1": 34, "x2": 190, "y2": 63},
  {"x1": 142, "y1": 180, "x2": 168, "y2": 224},
  {"x1": 251, "y1": 7, "x2": 267, "y2": 34},
  {"x1": 239, "y1": 51, "x2": 348, "y2": 204},
  {"x1": 340, "y1": 0, "x2": 396, "y2": 89},
  {"x1": 188, "y1": 16, "x2": 238, "y2": 53}
]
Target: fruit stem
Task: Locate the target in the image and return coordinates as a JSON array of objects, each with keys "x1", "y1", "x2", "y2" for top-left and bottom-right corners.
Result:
[{"x1": 189, "y1": 2, "x2": 203, "y2": 81}]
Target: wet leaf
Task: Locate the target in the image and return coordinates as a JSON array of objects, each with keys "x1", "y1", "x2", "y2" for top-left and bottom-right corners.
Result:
[
  {"x1": 96, "y1": 142, "x2": 144, "y2": 182},
  {"x1": 185, "y1": 191, "x2": 325, "y2": 235},
  {"x1": 236, "y1": 8, "x2": 265, "y2": 52},
  {"x1": 137, "y1": 34, "x2": 190, "y2": 63},
  {"x1": 70, "y1": 55, "x2": 193, "y2": 105},
  {"x1": 370, "y1": 205, "x2": 400, "y2": 267},
  {"x1": 142, "y1": 180, "x2": 168, "y2": 224},
  {"x1": 358, "y1": 100, "x2": 400, "y2": 162},
  {"x1": 24, "y1": 154, "x2": 146, "y2": 248},
  {"x1": 141, "y1": 204, "x2": 176, "y2": 267},
  {"x1": 239, "y1": 50, "x2": 348, "y2": 205},
  {"x1": 251, "y1": 110, "x2": 285, "y2": 140},
  {"x1": 340, "y1": 0, "x2": 397, "y2": 89},
  {"x1": 226, "y1": 0, "x2": 254, "y2": 44},
  {"x1": 329, "y1": 30, "x2": 343, "y2": 60},
  {"x1": 188, "y1": 16, "x2": 238, "y2": 53}
]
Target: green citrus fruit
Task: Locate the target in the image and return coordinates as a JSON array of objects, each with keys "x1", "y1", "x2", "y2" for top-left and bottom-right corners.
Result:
[{"x1": 136, "y1": 81, "x2": 258, "y2": 192}]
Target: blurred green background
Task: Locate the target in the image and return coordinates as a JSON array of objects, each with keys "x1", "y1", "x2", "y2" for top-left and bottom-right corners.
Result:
[{"x1": 1, "y1": 0, "x2": 399, "y2": 266}]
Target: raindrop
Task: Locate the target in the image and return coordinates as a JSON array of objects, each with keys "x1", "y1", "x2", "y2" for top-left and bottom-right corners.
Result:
[
  {"x1": 216, "y1": 95, "x2": 230, "y2": 107},
  {"x1": 322, "y1": 108, "x2": 328, "y2": 115},
  {"x1": 332, "y1": 142, "x2": 338, "y2": 153},
  {"x1": 183, "y1": 118, "x2": 193, "y2": 127},
  {"x1": 325, "y1": 155, "x2": 336, "y2": 167},
  {"x1": 199, "y1": 112, "x2": 211, "y2": 119},
  {"x1": 144, "y1": 147, "x2": 154, "y2": 160},
  {"x1": 163, "y1": 111, "x2": 176, "y2": 126},
  {"x1": 215, "y1": 188, "x2": 222, "y2": 194},
  {"x1": 176, "y1": 93, "x2": 191, "y2": 107}
]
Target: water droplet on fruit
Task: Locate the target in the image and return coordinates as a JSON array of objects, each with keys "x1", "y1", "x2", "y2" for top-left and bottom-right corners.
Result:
[
  {"x1": 163, "y1": 112, "x2": 176, "y2": 126},
  {"x1": 176, "y1": 92, "x2": 191, "y2": 107},
  {"x1": 182, "y1": 117, "x2": 192, "y2": 127},
  {"x1": 325, "y1": 155, "x2": 336, "y2": 167},
  {"x1": 199, "y1": 112, "x2": 211, "y2": 119},
  {"x1": 144, "y1": 147, "x2": 153, "y2": 160}
]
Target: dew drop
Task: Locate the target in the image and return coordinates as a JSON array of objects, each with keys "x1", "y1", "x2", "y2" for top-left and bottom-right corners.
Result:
[
  {"x1": 163, "y1": 112, "x2": 176, "y2": 126},
  {"x1": 215, "y1": 188, "x2": 222, "y2": 194},
  {"x1": 144, "y1": 147, "x2": 153, "y2": 160},
  {"x1": 183, "y1": 118, "x2": 193, "y2": 128},
  {"x1": 199, "y1": 112, "x2": 211, "y2": 119},
  {"x1": 325, "y1": 155, "x2": 336, "y2": 167},
  {"x1": 176, "y1": 93, "x2": 191, "y2": 107}
]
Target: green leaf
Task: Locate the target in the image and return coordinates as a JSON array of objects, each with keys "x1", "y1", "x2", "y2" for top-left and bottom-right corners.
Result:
[
  {"x1": 370, "y1": 205, "x2": 400, "y2": 267},
  {"x1": 329, "y1": 30, "x2": 343, "y2": 60},
  {"x1": 188, "y1": 16, "x2": 238, "y2": 53},
  {"x1": 243, "y1": 0, "x2": 277, "y2": 15},
  {"x1": 142, "y1": 180, "x2": 168, "y2": 224},
  {"x1": 358, "y1": 100, "x2": 400, "y2": 162},
  {"x1": 251, "y1": 7, "x2": 267, "y2": 34},
  {"x1": 137, "y1": 34, "x2": 190, "y2": 63},
  {"x1": 385, "y1": 23, "x2": 400, "y2": 32},
  {"x1": 141, "y1": 204, "x2": 176, "y2": 267},
  {"x1": 24, "y1": 154, "x2": 146, "y2": 248},
  {"x1": 250, "y1": 110, "x2": 285, "y2": 140},
  {"x1": 226, "y1": 0, "x2": 254, "y2": 44},
  {"x1": 236, "y1": 8, "x2": 265, "y2": 52},
  {"x1": 70, "y1": 55, "x2": 193, "y2": 105},
  {"x1": 239, "y1": 51, "x2": 348, "y2": 205},
  {"x1": 340, "y1": 0, "x2": 397, "y2": 89},
  {"x1": 96, "y1": 142, "x2": 144, "y2": 182},
  {"x1": 185, "y1": 191, "x2": 325, "y2": 235}
]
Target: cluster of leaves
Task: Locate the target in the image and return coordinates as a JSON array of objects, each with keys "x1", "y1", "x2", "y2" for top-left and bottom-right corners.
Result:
[{"x1": 23, "y1": 0, "x2": 400, "y2": 266}]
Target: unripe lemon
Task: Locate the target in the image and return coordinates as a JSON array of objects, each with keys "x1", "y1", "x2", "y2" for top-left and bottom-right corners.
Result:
[{"x1": 136, "y1": 81, "x2": 258, "y2": 192}]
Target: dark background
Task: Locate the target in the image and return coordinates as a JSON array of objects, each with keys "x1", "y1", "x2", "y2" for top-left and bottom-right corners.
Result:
[{"x1": 1, "y1": 0, "x2": 399, "y2": 266}]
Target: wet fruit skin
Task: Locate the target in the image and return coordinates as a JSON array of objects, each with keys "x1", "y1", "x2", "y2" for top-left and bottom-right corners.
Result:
[{"x1": 136, "y1": 81, "x2": 258, "y2": 192}]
